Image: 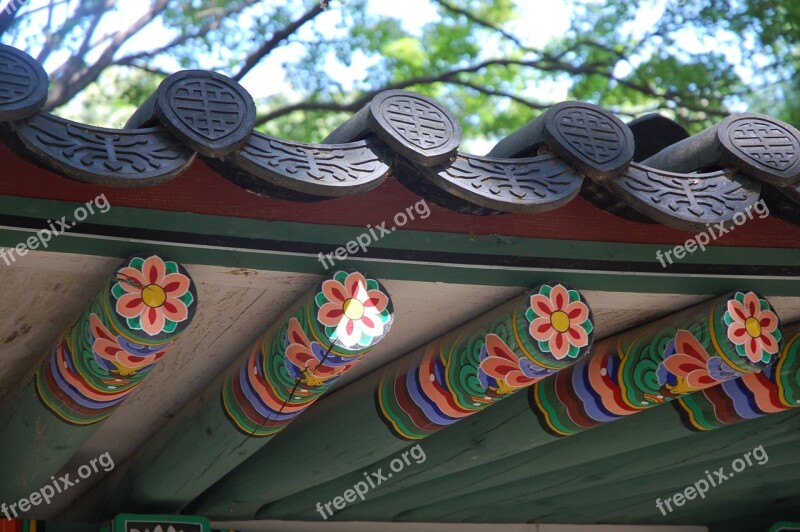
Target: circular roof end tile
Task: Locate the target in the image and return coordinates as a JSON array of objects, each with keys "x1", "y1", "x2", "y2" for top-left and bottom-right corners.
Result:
[
  {"x1": 543, "y1": 101, "x2": 635, "y2": 180},
  {"x1": 155, "y1": 70, "x2": 256, "y2": 157},
  {"x1": 718, "y1": 113, "x2": 800, "y2": 186},
  {"x1": 367, "y1": 90, "x2": 462, "y2": 166},
  {"x1": 0, "y1": 44, "x2": 49, "y2": 122}
]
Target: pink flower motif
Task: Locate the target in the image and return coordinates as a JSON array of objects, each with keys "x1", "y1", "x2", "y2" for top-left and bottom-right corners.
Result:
[
  {"x1": 285, "y1": 317, "x2": 359, "y2": 386},
  {"x1": 528, "y1": 284, "x2": 590, "y2": 359},
  {"x1": 726, "y1": 292, "x2": 780, "y2": 363},
  {"x1": 317, "y1": 272, "x2": 389, "y2": 348},
  {"x1": 115, "y1": 256, "x2": 191, "y2": 336},
  {"x1": 478, "y1": 334, "x2": 554, "y2": 395},
  {"x1": 90, "y1": 314, "x2": 170, "y2": 376},
  {"x1": 658, "y1": 330, "x2": 721, "y2": 395}
]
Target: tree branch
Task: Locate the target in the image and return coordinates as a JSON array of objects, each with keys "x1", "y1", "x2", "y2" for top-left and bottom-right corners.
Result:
[
  {"x1": 232, "y1": 3, "x2": 325, "y2": 81},
  {"x1": 254, "y1": 55, "x2": 727, "y2": 127},
  {"x1": 37, "y1": 0, "x2": 101, "y2": 64},
  {"x1": 75, "y1": 0, "x2": 113, "y2": 59},
  {"x1": 431, "y1": 0, "x2": 539, "y2": 55},
  {"x1": 47, "y1": 0, "x2": 170, "y2": 109},
  {"x1": 114, "y1": 60, "x2": 171, "y2": 77},
  {"x1": 113, "y1": 0, "x2": 262, "y2": 65},
  {"x1": 0, "y1": 5, "x2": 19, "y2": 37},
  {"x1": 447, "y1": 79, "x2": 549, "y2": 110}
]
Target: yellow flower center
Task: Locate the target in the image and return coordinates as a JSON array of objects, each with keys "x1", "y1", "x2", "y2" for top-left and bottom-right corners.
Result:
[
  {"x1": 142, "y1": 284, "x2": 167, "y2": 308},
  {"x1": 745, "y1": 316, "x2": 762, "y2": 338},
  {"x1": 550, "y1": 310, "x2": 570, "y2": 333},
  {"x1": 342, "y1": 298, "x2": 364, "y2": 320}
]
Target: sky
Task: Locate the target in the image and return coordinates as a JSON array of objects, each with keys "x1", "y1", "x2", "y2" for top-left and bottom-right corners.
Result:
[
  {"x1": 1, "y1": 0, "x2": 759, "y2": 140},
  {"x1": 1, "y1": 0, "x2": 577, "y2": 101}
]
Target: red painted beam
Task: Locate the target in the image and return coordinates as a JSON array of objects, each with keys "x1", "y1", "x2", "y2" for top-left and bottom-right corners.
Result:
[{"x1": 2, "y1": 145, "x2": 798, "y2": 248}]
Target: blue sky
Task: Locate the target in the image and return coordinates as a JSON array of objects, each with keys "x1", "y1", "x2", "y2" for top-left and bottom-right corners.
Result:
[{"x1": 2, "y1": 0, "x2": 762, "y2": 144}]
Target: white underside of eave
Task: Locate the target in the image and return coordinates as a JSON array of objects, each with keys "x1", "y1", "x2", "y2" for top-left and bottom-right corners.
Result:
[{"x1": 2, "y1": 250, "x2": 800, "y2": 518}]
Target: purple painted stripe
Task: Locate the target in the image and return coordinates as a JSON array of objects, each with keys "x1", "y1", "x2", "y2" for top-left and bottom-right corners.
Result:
[
  {"x1": 405, "y1": 368, "x2": 458, "y2": 427},
  {"x1": 722, "y1": 378, "x2": 764, "y2": 420},
  {"x1": 571, "y1": 360, "x2": 619, "y2": 423},
  {"x1": 49, "y1": 348, "x2": 126, "y2": 409},
  {"x1": 237, "y1": 360, "x2": 298, "y2": 421}
]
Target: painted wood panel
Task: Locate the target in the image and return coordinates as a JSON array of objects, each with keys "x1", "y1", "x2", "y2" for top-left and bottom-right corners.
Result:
[{"x1": 2, "y1": 145, "x2": 800, "y2": 250}]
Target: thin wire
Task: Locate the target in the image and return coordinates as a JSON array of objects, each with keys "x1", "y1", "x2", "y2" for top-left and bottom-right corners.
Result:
[
  {"x1": 228, "y1": 336, "x2": 338, "y2": 452},
  {"x1": 116, "y1": 273, "x2": 144, "y2": 290},
  {"x1": 173, "y1": 335, "x2": 340, "y2": 504}
]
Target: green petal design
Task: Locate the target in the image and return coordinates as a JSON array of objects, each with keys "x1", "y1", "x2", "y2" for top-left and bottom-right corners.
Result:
[
  {"x1": 525, "y1": 307, "x2": 535, "y2": 323},
  {"x1": 111, "y1": 283, "x2": 126, "y2": 299},
  {"x1": 128, "y1": 315, "x2": 142, "y2": 331},
  {"x1": 179, "y1": 291, "x2": 194, "y2": 307},
  {"x1": 130, "y1": 257, "x2": 145, "y2": 270},
  {"x1": 567, "y1": 344, "x2": 579, "y2": 358},
  {"x1": 538, "y1": 339, "x2": 551, "y2": 353},
  {"x1": 165, "y1": 260, "x2": 179, "y2": 275},
  {"x1": 568, "y1": 289, "x2": 580, "y2": 303},
  {"x1": 724, "y1": 312, "x2": 734, "y2": 326},
  {"x1": 315, "y1": 292, "x2": 327, "y2": 307}
]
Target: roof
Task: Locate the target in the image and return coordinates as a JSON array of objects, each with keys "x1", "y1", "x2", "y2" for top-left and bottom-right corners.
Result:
[{"x1": 2, "y1": 43, "x2": 800, "y2": 233}]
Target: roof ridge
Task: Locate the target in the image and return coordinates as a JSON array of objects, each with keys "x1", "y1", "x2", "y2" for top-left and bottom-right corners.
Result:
[{"x1": 1, "y1": 43, "x2": 799, "y2": 229}]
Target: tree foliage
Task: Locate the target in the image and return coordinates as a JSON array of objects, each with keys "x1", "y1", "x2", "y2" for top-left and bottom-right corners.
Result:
[{"x1": 0, "y1": 0, "x2": 797, "y2": 144}]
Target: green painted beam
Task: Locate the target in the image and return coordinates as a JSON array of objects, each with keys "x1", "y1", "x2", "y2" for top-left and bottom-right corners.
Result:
[
  {"x1": 0, "y1": 254, "x2": 197, "y2": 503},
  {"x1": 255, "y1": 291, "x2": 785, "y2": 521},
  {"x1": 380, "y1": 325, "x2": 800, "y2": 525},
  {"x1": 527, "y1": 452, "x2": 800, "y2": 526},
  {"x1": 373, "y1": 409, "x2": 799, "y2": 523},
  {"x1": 417, "y1": 435, "x2": 800, "y2": 524},
  {"x1": 676, "y1": 328, "x2": 800, "y2": 430},
  {"x1": 63, "y1": 270, "x2": 394, "y2": 518},
  {"x1": 308, "y1": 323, "x2": 800, "y2": 522},
  {"x1": 288, "y1": 398, "x2": 701, "y2": 521},
  {"x1": 188, "y1": 282, "x2": 596, "y2": 518},
  {"x1": 2, "y1": 195, "x2": 800, "y2": 294}
]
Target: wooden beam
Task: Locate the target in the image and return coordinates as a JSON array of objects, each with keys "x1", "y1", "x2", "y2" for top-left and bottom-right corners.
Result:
[
  {"x1": 676, "y1": 323, "x2": 800, "y2": 430},
  {"x1": 278, "y1": 322, "x2": 800, "y2": 523},
  {"x1": 188, "y1": 282, "x2": 595, "y2": 517},
  {"x1": 251, "y1": 290, "x2": 783, "y2": 521},
  {"x1": 64, "y1": 270, "x2": 394, "y2": 518},
  {"x1": 408, "y1": 435, "x2": 800, "y2": 523},
  {"x1": 0, "y1": 254, "x2": 197, "y2": 502},
  {"x1": 354, "y1": 409, "x2": 798, "y2": 523}
]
